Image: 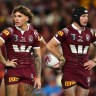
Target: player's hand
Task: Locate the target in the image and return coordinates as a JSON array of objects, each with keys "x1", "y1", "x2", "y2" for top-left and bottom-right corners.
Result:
[
  {"x1": 34, "y1": 76, "x2": 41, "y2": 91},
  {"x1": 58, "y1": 59, "x2": 65, "y2": 70},
  {"x1": 84, "y1": 60, "x2": 96, "y2": 70},
  {"x1": 57, "y1": 56, "x2": 66, "y2": 70},
  {"x1": 5, "y1": 59, "x2": 18, "y2": 68}
]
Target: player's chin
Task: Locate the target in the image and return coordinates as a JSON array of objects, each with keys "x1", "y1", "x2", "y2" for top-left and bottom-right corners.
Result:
[
  {"x1": 82, "y1": 23, "x2": 87, "y2": 27},
  {"x1": 15, "y1": 24, "x2": 21, "y2": 27},
  {"x1": 16, "y1": 25, "x2": 21, "y2": 27}
]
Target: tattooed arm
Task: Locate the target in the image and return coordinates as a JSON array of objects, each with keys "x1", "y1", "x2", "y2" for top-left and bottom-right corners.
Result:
[{"x1": 33, "y1": 48, "x2": 42, "y2": 90}]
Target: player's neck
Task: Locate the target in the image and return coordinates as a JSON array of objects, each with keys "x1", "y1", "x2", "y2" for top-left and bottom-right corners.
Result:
[
  {"x1": 73, "y1": 22, "x2": 84, "y2": 30},
  {"x1": 20, "y1": 23, "x2": 28, "y2": 31}
]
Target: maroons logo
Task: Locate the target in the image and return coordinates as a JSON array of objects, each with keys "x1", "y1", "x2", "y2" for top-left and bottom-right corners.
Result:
[
  {"x1": 29, "y1": 35, "x2": 33, "y2": 42},
  {"x1": 86, "y1": 34, "x2": 90, "y2": 41}
]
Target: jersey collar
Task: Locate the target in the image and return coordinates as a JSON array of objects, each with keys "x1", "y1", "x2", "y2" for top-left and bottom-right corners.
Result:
[
  {"x1": 71, "y1": 23, "x2": 85, "y2": 34},
  {"x1": 15, "y1": 23, "x2": 30, "y2": 35}
]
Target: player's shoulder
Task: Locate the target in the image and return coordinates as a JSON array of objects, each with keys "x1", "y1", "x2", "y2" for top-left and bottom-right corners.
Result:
[
  {"x1": 29, "y1": 25, "x2": 41, "y2": 41},
  {"x1": 2, "y1": 26, "x2": 14, "y2": 35},
  {"x1": 59, "y1": 25, "x2": 70, "y2": 36},
  {"x1": 29, "y1": 24, "x2": 35, "y2": 31},
  {"x1": 29, "y1": 25, "x2": 38, "y2": 34},
  {"x1": 85, "y1": 27, "x2": 94, "y2": 35}
]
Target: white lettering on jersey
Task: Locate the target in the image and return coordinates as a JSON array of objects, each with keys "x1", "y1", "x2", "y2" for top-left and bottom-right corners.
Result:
[
  {"x1": 13, "y1": 45, "x2": 32, "y2": 52},
  {"x1": 70, "y1": 45, "x2": 89, "y2": 54}
]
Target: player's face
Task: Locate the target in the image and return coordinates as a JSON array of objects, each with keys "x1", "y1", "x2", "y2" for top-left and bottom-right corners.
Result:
[
  {"x1": 14, "y1": 12, "x2": 29, "y2": 27},
  {"x1": 80, "y1": 14, "x2": 88, "y2": 27}
]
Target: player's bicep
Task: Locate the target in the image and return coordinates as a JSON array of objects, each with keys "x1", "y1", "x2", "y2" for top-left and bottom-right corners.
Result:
[
  {"x1": 0, "y1": 38, "x2": 5, "y2": 46},
  {"x1": 47, "y1": 37, "x2": 60, "y2": 48},
  {"x1": 33, "y1": 48, "x2": 41, "y2": 58},
  {"x1": 0, "y1": 29, "x2": 11, "y2": 45},
  {"x1": 40, "y1": 37, "x2": 46, "y2": 48}
]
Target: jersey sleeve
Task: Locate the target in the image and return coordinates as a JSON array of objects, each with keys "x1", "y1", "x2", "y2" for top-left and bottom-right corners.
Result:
[
  {"x1": 54, "y1": 29, "x2": 67, "y2": 44},
  {"x1": 0, "y1": 29, "x2": 11, "y2": 43},
  {"x1": 33, "y1": 31, "x2": 40, "y2": 49},
  {"x1": 91, "y1": 29, "x2": 96, "y2": 44}
]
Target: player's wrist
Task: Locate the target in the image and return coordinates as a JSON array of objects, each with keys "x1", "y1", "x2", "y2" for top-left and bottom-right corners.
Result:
[
  {"x1": 36, "y1": 75, "x2": 41, "y2": 80},
  {"x1": 93, "y1": 59, "x2": 96, "y2": 63},
  {"x1": 3, "y1": 61, "x2": 8, "y2": 66},
  {"x1": 58, "y1": 55, "x2": 65, "y2": 61}
]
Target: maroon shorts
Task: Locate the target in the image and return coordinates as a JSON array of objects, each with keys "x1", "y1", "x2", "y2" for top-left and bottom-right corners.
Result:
[
  {"x1": 61, "y1": 69, "x2": 90, "y2": 89},
  {"x1": 4, "y1": 67, "x2": 36, "y2": 85}
]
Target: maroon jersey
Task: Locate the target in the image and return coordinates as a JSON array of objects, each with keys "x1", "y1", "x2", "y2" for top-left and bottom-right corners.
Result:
[
  {"x1": 54, "y1": 24, "x2": 96, "y2": 71},
  {"x1": 0, "y1": 24, "x2": 40, "y2": 69}
]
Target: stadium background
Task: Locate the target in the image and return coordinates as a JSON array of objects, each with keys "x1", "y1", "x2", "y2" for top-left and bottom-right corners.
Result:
[{"x1": 0, "y1": 0, "x2": 96, "y2": 96}]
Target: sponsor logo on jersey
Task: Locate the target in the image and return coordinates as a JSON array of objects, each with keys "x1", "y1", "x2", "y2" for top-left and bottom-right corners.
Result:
[
  {"x1": 65, "y1": 81, "x2": 76, "y2": 86},
  {"x1": 29, "y1": 35, "x2": 33, "y2": 42},
  {"x1": 70, "y1": 45, "x2": 89, "y2": 54},
  {"x1": 3, "y1": 30, "x2": 10, "y2": 36},
  {"x1": 38, "y1": 36, "x2": 40, "y2": 41},
  {"x1": 14, "y1": 35, "x2": 18, "y2": 42},
  {"x1": 77, "y1": 36, "x2": 83, "y2": 42},
  {"x1": 71, "y1": 34, "x2": 75, "y2": 40},
  {"x1": 9, "y1": 77, "x2": 19, "y2": 82},
  {"x1": 20, "y1": 36, "x2": 26, "y2": 42},
  {"x1": 13, "y1": 45, "x2": 32, "y2": 52},
  {"x1": 86, "y1": 34, "x2": 90, "y2": 41},
  {"x1": 57, "y1": 31, "x2": 64, "y2": 36}
]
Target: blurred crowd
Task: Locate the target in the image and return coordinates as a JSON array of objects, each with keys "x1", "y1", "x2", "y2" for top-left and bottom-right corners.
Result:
[{"x1": 0, "y1": 0, "x2": 96, "y2": 96}]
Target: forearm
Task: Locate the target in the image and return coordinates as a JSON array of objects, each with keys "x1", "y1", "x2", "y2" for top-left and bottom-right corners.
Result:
[
  {"x1": 47, "y1": 44, "x2": 61, "y2": 58},
  {"x1": 34, "y1": 49, "x2": 42, "y2": 78},
  {"x1": 40, "y1": 38, "x2": 46, "y2": 57},
  {"x1": 41, "y1": 47, "x2": 46, "y2": 58},
  {"x1": 0, "y1": 48, "x2": 7, "y2": 65}
]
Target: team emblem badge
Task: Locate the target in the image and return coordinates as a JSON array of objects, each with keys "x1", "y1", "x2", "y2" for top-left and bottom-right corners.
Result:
[
  {"x1": 29, "y1": 35, "x2": 33, "y2": 42},
  {"x1": 86, "y1": 34, "x2": 90, "y2": 41}
]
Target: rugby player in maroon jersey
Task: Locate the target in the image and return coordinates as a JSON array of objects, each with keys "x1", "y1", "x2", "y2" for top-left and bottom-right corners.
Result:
[
  {"x1": 0, "y1": 5, "x2": 42, "y2": 96},
  {"x1": 47, "y1": 6, "x2": 96, "y2": 96}
]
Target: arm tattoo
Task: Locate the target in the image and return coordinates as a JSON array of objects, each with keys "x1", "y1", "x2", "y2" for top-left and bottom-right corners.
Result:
[{"x1": 34, "y1": 50, "x2": 41, "y2": 77}]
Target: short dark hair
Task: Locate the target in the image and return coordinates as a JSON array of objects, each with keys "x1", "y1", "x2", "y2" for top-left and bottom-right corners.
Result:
[{"x1": 12, "y1": 5, "x2": 34, "y2": 23}]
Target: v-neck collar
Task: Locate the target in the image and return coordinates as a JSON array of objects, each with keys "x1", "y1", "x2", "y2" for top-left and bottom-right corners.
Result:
[
  {"x1": 15, "y1": 23, "x2": 30, "y2": 35},
  {"x1": 71, "y1": 23, "x2": 85, "y2": 34}
]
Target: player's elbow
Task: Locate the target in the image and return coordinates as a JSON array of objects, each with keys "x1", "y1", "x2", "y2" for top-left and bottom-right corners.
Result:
[{"x1": 46, "y1": 43, "x2": 53, "y2": 51}]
